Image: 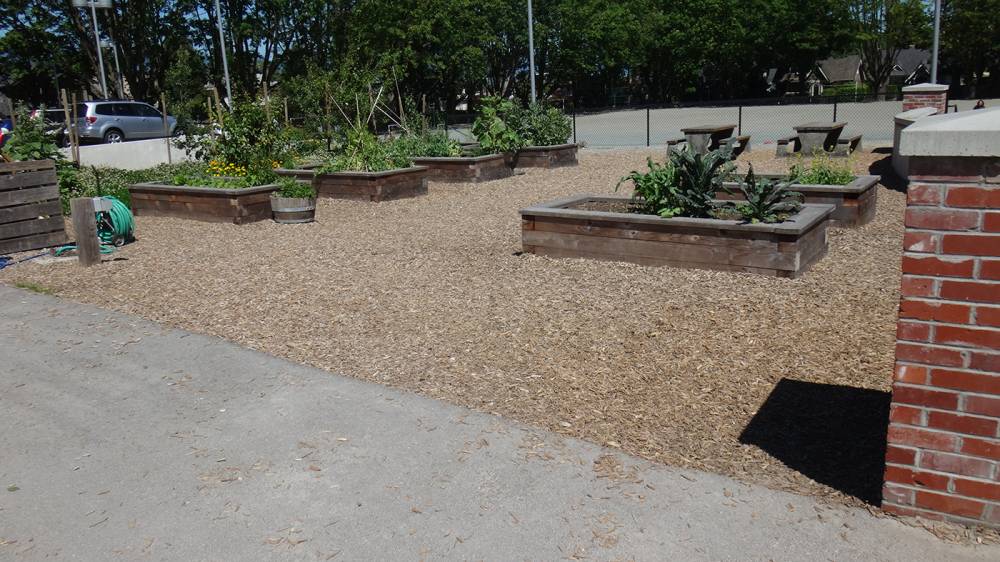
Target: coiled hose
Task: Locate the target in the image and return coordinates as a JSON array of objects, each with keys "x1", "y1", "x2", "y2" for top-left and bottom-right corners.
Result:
[{"x1": 53, "y1": 196, "x2": 134, "y2": 256}]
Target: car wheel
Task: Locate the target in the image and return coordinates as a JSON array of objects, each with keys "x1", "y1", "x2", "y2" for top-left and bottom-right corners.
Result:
[{"x1": 103, "y1": 129, "x2": 124, "y2": 144}]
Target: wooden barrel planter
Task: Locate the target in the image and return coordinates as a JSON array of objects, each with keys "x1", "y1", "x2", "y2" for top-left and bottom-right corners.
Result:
[{"x1": 270, "y1": 195, "x2": 316, "y2": 224}]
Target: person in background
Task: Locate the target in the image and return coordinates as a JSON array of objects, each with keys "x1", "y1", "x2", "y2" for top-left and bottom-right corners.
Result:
[{"x1": 973, "y1": 99, "x2": 986, "y2": 110}]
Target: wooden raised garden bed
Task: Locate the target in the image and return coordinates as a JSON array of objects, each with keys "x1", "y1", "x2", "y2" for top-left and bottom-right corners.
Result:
[
  {"x1": 128, "y1": 182, "x2": 278, "y2": 224},
  {"x1": 274, "y1": 164, "x2": 320, "y2": 182},
  {"x1": 520, "y1": 195, "x2": 834, "y2": 278},
  {"x1": 312, "y1": 166, "x2": 429, "y2": 202},
  {"x1": 718, "y1": 175, "x2": 879, "y2": 227},
  {"x1": 411, "y1": 154, "x2": 512, "y2": 183},
  {"x1": 514, "y1": 143, "x2": 579, "y2": 169}
]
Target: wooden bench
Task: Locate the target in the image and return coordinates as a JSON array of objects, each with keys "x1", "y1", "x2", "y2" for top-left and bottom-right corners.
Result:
[
  {"x1": 719, "y1": 134, "x2": 751, "y2": 157},
  {"x1": 775, "y1": 135, "x2": 800, "y2": 157},
  {"x1": 834, "y1": 134, "x2": 863, "y2": 156}
]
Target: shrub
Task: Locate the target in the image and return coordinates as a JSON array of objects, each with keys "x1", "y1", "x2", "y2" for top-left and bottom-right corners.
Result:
[
  {"x1": 57, "y1": 162, "x2": 207, "y2": 211},
  {"x1": 516, "y1": 103, "x2": 572, "y2": 146},
  {"x1": 274, "y1": 177, "x2": 315, "y2": 199},
  {"x1": 788, "y1": 153, "x2": 853, "y2": 185},
  {"x1": 393, "y1": 130, "x2": 461, "y2": 158},
  {"x1": 1, "y1": 105, "x2": 63, "y2": 163},
  {"x1": 471, "y1": 96, "x2": 525, "y2": 154},
  {"x1": 727, "y1": 166, "x2": 803, "y2": 224}
]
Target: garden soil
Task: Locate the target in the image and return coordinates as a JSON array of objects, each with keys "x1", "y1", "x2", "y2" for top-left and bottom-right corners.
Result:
[{"x1": 2, "y1": 148, "x2": 911, "y2": 512}]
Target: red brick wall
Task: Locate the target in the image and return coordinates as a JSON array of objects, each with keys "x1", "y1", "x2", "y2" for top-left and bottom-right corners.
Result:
[
  {"x1": 883, "y1": 161, "x2": 1000, "y2": 527},
  {"x1": 902, "y1": 91, "x2": 948, "y2": 114}
]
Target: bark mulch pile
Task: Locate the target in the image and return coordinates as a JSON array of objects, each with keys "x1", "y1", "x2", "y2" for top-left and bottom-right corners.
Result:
[{"x1": 3, "y1": 149, "x2": 909, "y2": 511}]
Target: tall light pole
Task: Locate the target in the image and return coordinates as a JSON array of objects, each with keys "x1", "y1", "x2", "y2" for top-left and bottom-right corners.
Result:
[
  {"x1": 931, "y1": 0, "x2": 942, "y2": 83},
  {"x1": 527, "y1": 0, "x2": 537, "y2": 103},
  {"x1": 214, "y1": 0, "x2": 233, "y2": 105},
  {"x1": 102, "y1": 39, "x2": 123, "y2": 97},
  {"x1": 72, "y1": 0, "x2": 112, "y2": 99}
]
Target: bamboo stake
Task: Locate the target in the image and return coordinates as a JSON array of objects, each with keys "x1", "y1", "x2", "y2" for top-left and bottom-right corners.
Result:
[
  {"x1": 60, "y1": 89, "x2": 78, "y2": 165},
  {"x1": 161, "y1": 93, "x2": 172, "y2": 164},
  {"x1": 71, "y1": 93, "x2": 81, "y2": 164},
  {"x1": 283, "y1": 97, "x2": 289, "y2": 127}
]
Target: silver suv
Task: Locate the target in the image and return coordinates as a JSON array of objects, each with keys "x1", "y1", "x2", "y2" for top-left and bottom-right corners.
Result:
[{"x1": 76, "y1": 100, "x2": 177, "y2": 144}]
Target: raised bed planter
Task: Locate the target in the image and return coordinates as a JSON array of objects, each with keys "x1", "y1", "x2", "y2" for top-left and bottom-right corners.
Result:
[
  {"x1": 520, "y1": 195, "x2": 834, "y2": 278},
  {"x1": 718, "y1": 175, "x2": 879, "y2": 227},
  {"x1": 514, "y1": 143, "x2": 579, "y2": 169},
  {"x1": 411, "y1": 154, "x2": 512, "y2": 183},
  {"x1": 129, "y1": 182, "x2": 278, "y2": 224},
  {"x1": 274, "y1": 164, "x2": 320, "y2": 182},
  {"x1": 312, "y1": 166, "x2": 429, "y2": 202}
]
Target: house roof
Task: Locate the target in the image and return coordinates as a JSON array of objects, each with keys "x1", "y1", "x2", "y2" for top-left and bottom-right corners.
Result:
[{"x1": 818, "y1": 48, "x2": 930, "y2": 83}]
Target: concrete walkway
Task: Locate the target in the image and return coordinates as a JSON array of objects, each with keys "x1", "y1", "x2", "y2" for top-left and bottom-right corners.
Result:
[{"x1": 1, "y1": 285, "x2": 996, "y2": 561}]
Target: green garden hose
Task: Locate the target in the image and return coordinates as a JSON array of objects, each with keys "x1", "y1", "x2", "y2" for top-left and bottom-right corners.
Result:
[
  {"x1": 53, "y1": 196, "x2": 134, "y2": 257},
  {"x1": 97, "y1": 196, "x2": 135, "y2": 246}
]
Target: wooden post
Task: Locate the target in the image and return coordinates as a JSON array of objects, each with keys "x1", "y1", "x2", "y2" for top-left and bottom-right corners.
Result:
[
  {"x1": 160, "y1": 93, "x2": 172, "y2": 164},
  {"x1": 283, "y1": 97, "x2": 289, "y2": 127},
  {"x1": 212, "y1": 87, "x2": 223, "y2": 123},
  {"x1": 71, "y1": 93, "x2": 81, "y2": 163},
  {"x1": 61, "y1": 89, "x2": 79, "y2": 164},
  {"x1": 70, "y1": 198, "x2": 101, "y2": 267}
]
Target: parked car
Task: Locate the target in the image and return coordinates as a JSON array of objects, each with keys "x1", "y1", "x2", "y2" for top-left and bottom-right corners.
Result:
[
  {"x1": 74, "y1": 100, "x2": 177, "y2": 144},
  {"x1": 30, "y1": 107, "x2": 83, "y2": 147}
]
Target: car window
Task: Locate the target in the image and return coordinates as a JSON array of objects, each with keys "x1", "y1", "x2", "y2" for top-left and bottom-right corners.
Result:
[
  {"x1": 95, "y1": 103, "x2": 116, "y2": 116},
  {"x1": 44, "y1": 110, "x2": 65, "y2": 123},
  {"x1": 75, "y1": 104, "x2": 87, "y2": 117},
  {"x1": 113, "y1": 103, "x2": 138, "y2": 117},
  {"x1": 136, "y1": 104, "x2": 161, "y2": 118}
]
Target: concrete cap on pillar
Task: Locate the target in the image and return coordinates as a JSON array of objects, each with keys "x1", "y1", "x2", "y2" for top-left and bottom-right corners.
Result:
[
  {"x1": 900, "y1": 107, "x2": 1000, "y2": 157},
  {"x1": 901, "y1": 83, "x2": 950, "y2": 93}
]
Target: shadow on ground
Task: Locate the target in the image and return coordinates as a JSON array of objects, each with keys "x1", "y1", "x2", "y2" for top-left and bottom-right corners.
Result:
[
  {"x1": 868, "y1": 147, "x2": 907, "y2": 193},
  {"x1": 739, "y1": 378, "x2": 891, "y2": 506}
]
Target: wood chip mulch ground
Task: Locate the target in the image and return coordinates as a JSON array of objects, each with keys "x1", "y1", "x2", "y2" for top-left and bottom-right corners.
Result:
[{"x1": 3, "y1": 148, "x2": 912, "y2": 511}]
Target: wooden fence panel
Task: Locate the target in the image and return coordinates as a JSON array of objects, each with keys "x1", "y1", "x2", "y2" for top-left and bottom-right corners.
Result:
[{"x1": 0, "y1": 159, "x2": 68, "y2": 255}]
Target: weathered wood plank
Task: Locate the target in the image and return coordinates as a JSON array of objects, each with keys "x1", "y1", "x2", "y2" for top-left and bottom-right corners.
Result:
[
  {"x1": 0, "y1": 169, "x2": 58, "y2": 192},
  {"x1": 0, "y1": 184, "x2": 60, "y2": 208},
  {"x1": 0, "y1": 216, "x2": 65, "y2": 241},
  {"x1": 531, "y1": 216, "x2": 783, "y2": 248},
  {"x1": 0, "y1": 159, "x2": 56, "y2": 174},
  {"x1": 0, "y1": 200, "x2": 63, "y2": 224},
  {"x1": 0, "y1": 230, "x2": 68, "y2": 255}
]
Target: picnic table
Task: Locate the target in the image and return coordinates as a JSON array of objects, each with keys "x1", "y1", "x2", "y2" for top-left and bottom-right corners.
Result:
[
  {"x1": 793, "y1": 122, "x2": 846, "y2": 155},
  {"x1": 680, "y1": 123, "x2": 738, "y2": 154}
]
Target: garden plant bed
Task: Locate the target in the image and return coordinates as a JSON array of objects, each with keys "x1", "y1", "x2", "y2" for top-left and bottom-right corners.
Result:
[
  {"x1": 313, "y1": 166, "x2": 429, "y2": 201},
  {"x1": 521, "y1": 195, "x2": 833, "y2": 278},
  {"x1": 2, "y1": 149, "x2": 911, "y2": 513},
  {"x1": 514, "y1": 143, "x2": 579, "y2": 168},
  {"x1": 128, "y1": 182, "x2": 279, "y2": 224},
  {"x1": 718, "y1": 175, "x2": 880, "y2": 227},
  {"x1": 275, "y1": 164, "x2": 321, "y2": 182},
  {"x1": 411, "y1": 154, "x2": 513, "y2": 183}
]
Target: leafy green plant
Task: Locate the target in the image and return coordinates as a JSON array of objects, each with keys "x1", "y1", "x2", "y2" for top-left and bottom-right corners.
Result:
[
  {"x1": 274, "y1": 177, "x2": 315, "y2": 198},
  {"x1": 57, "y1": 162, "x2": 207, "y2": 211},
  {"x1": 393, "y1": 130, "x2": 462, "y2": 158},
  {"x1": 615, "y1": 158, "x2": 681, "y2": 217},
  {"x1": 727, "y1": 166, "x2": 803, "y2": 224},
  {"x1": 471, "y1": 96, "x2": 525, "y2": 154},
  {"x1": 169, "y1": 174, "x2": 250, "y2": 189},
  {"x1": 1, "y1": 105, "x2": 64, "y2": 163},
  {"x1": 319, "y1": 127, "x2": 411, "y2": 173},
  {"x1": 668, "y1": 145, "x2": 736, "y2": 218},
  {"x1": 516, "y1": 103, "x2": 572, "y2": 146},
  {"x1": 788, "y1": 153, "x2": 854, "y2": 185}
]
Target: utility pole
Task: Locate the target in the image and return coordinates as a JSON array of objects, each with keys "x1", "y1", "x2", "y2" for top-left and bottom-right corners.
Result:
[
  {"x1": 72, "y1": 0, "x2": 112, "y2": 99},
  {"x1": 214, "y1": 0, "x2": 233, "y2": 106},
  {"x1": 931, "y1": 0, "x2": 942, "y2": 83},
  {"x1": 102, "y1": 39, "x2": 123, "y2": 97},
  {"x1": 527, "y1": 0, "x2": 537, "y2": 103}
]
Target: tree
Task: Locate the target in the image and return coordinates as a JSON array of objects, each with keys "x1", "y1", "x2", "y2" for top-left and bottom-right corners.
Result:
[
  {"x1": 941, "y1": 0, "x2": 1000, "y2": 97},
  {"x1": 850, "y1": 0, "x2": 930, "y2": 96}
]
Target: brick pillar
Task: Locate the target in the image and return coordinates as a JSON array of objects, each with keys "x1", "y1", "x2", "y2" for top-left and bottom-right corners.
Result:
[
  {"x1": 901, "y1": 83, "x2": 949, "y2": 113},
  {"x1": 884, "y1": 112, "x2": 1000, "y2": 527}
]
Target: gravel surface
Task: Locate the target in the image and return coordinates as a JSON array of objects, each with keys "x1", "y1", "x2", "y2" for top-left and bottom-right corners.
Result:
[{"x1": 2, "y1": 149, "x2": 907, "y2": 509}]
